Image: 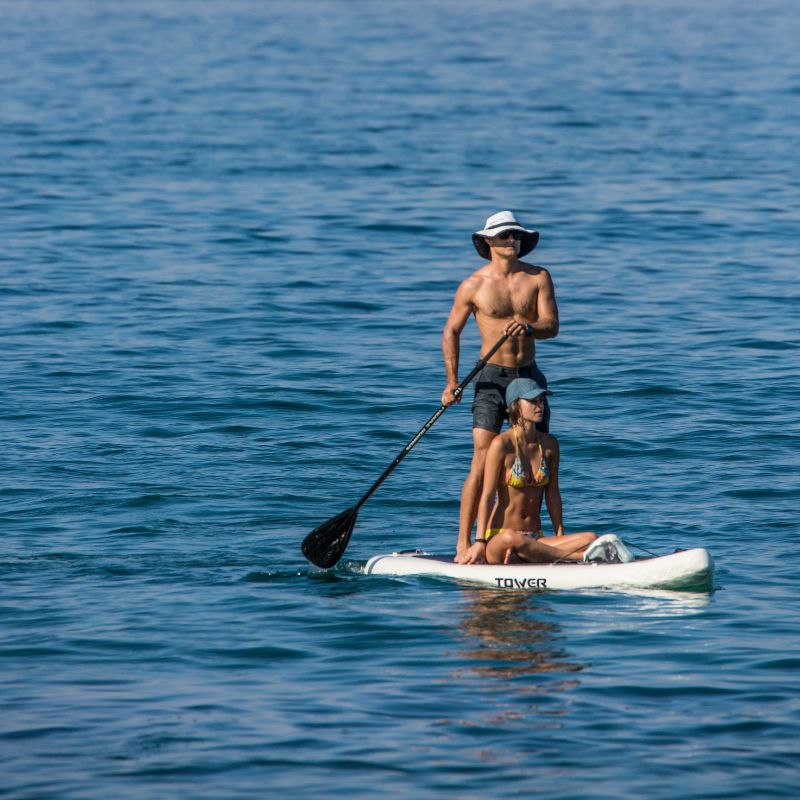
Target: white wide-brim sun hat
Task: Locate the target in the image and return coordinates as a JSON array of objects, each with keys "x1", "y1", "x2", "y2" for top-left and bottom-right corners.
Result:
[{"x1": 472, "y1": 210, "x2": 539, "y2": 259}]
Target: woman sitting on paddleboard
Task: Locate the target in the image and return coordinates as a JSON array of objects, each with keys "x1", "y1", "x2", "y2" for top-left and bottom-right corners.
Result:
[{"x1": 458, "y1": 378, "x2": 599, "y2": 565}]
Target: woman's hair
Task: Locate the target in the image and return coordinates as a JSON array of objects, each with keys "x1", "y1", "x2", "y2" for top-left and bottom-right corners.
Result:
[{"x1": 508, "y1": 399, "x2": 523, "y2": 428}]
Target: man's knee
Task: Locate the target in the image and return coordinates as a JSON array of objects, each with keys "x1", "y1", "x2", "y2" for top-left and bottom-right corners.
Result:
[
  {"x1": 470, "y1": 449, "x2": 488, "y2": 472},
  {"x1": 469, "y1": 447, "x2": 492, "y2": 481},
  {"x1": 463, "y1": 429, "x2": 497, "y2": 489}
]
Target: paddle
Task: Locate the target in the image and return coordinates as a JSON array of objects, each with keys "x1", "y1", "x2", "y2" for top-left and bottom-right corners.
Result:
[{"x1": 301, "y1": 333, "x2": 510, "y2": 568}]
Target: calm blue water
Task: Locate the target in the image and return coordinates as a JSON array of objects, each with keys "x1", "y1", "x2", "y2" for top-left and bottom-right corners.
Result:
[{"x1": 2, "y1": 1, "x2": 799, "y2": 797}]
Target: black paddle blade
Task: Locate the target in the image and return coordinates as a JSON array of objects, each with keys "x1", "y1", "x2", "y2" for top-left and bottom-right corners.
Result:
[{"x1": 301, "y1": 507, "x2": 358, "y2": 569}]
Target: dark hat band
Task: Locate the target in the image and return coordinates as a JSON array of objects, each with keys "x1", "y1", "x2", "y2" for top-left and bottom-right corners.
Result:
[{"x1": 482, "y1": 221, "x2": 526, "y2": 232}]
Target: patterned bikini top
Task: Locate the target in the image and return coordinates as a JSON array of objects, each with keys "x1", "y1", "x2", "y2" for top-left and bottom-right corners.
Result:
[{"x1": 505, "y1": 429, "x2": 550, "y2": 489}]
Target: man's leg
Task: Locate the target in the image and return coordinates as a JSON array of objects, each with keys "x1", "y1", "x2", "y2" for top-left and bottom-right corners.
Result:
[{"x1": 456, "y1": 427, "x2": 497, "y2": 560}]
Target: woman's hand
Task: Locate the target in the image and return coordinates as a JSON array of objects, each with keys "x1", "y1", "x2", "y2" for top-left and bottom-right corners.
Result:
[{"x1": 455, "y1": 541, "x2": 487, "y2": 564}]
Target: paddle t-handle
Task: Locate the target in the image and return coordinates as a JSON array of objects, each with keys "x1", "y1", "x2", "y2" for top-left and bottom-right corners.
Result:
[{"x1": 301, "y1": 333, "x2": 510, "y2": 568}]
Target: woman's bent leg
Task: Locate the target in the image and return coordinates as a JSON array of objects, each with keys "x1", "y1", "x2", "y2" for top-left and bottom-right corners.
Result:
[
  {"x1": 486, "y1": 531, "x2": 597, "y2": 564},
  {"x1": 539, "y1": 532, "x2": 597, "y2": 562}
]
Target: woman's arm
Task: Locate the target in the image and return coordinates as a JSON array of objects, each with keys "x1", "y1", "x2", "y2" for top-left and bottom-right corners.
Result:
[
  {"x1": 456, "y1": 437, "x2": 505, "y2": 564},
  {"x1": 476, "y1": 438, "x2": 505, "y2": 538},
  {"x1": 544, "y1": 437, "x2": 563, "y2": 535}
]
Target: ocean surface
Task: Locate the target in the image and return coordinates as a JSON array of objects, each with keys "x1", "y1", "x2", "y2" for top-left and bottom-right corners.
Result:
[{"x1": 2, "y1": 1, "x2": 799, "y2": 797}]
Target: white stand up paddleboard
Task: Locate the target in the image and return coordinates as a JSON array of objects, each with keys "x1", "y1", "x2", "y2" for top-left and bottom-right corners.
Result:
[{"x1": 364, "y1": 548, "x2": 714, "y2": 591}]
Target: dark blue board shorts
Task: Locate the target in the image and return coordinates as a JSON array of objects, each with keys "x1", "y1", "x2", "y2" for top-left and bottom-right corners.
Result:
[{"x1": 472, "y1": 361, "x2": 550, "y2": 433}]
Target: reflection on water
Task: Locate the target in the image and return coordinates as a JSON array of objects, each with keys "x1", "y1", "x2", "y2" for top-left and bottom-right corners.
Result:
[
  {"x1": 457, "y1": 589, "x2": 584, "y2": 687},
  {"x1": 618, "y1": 588, "x2": 714, "y2": 611}
]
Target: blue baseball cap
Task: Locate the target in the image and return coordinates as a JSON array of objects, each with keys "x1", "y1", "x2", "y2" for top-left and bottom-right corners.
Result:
[{"x1": 505, "y1": 378, "x2": 553, "y2": 406}]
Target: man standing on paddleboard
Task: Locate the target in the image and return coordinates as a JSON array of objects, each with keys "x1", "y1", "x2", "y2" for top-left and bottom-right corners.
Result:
[{"x1": 441, "y1": 211, "x2": 559, "y2": 564}]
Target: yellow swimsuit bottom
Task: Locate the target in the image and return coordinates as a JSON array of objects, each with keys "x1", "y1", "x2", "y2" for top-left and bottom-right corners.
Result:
[{"x1": 485, "y1": 528, "x2": 544, "y2": 542}]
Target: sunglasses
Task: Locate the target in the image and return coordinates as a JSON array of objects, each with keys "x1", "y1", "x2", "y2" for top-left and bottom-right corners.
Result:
[{"x1": 491, "y1": 230, "x2": 522, "y2": 241}]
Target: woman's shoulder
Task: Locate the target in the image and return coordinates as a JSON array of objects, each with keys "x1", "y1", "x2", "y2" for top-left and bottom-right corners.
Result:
[{"x1": 490, "y1": 430, "x2": 515, "y2": 451}]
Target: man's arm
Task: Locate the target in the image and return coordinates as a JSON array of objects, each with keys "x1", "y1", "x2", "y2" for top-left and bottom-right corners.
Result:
[
  {"x1": 526, "y1": 269, "x2": 559, "y2": 339},
  {"x1": 441, "y1": 279, "x2": 475, "y2": 405}
]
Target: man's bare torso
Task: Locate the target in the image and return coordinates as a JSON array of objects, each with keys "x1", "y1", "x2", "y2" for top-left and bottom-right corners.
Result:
[{"x1": 465, "y1": 262, "x2": 548, "y2": 367}]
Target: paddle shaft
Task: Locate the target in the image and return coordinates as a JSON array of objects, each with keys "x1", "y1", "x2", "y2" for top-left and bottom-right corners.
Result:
[{"x1": 353, "y1": 333, "x2": 510, "y2": 512}]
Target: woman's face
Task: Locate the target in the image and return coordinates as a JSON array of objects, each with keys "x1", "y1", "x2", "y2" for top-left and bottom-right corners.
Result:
[{"x1": 518, "y1": 396, "x2": 545, "y2": 423}]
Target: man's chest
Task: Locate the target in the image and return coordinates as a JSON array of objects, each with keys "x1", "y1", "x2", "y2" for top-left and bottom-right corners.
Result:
[{"x1": 474, "y1": 281, "x2": 538, "y2": 318}]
